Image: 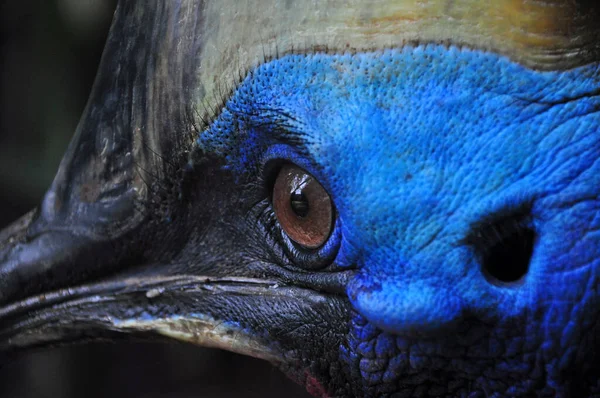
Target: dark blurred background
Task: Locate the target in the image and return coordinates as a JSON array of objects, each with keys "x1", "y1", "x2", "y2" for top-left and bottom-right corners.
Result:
[{"x1": 0, "y1": 1, "x2": 309, "y2": 397}]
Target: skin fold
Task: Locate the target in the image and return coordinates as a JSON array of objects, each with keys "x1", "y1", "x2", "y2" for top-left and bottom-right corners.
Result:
[{"x1": 0, "y1": 1, "x2": 599, "y2": 397}]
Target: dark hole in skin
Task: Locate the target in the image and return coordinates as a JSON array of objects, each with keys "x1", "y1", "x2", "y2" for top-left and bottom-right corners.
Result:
[
  {"x1": 482, "y1": 225, "x2": 535, "y2": 284},
  {"x1": 467, "y1": 207, "x2": 535, "y2": 285}
]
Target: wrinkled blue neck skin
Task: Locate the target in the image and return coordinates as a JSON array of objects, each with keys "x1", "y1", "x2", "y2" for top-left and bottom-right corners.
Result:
[{"x1": 198, "y1": 45, "x2": 600, "y2": 392}]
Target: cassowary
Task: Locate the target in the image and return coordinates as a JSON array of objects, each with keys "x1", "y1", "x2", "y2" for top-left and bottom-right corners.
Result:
[{"x1": 1, "y1": 1, "x2": 599, "y2": 396}]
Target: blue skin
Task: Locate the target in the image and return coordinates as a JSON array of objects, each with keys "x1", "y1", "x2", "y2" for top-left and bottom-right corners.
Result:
[{"x1": 199, "y1": 45, "x2": 600, "y2": 395}]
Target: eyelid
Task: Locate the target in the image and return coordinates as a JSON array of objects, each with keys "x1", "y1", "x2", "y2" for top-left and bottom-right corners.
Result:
[{"x1": 259, "y1": 144, "x2": 325, "y2": 188}]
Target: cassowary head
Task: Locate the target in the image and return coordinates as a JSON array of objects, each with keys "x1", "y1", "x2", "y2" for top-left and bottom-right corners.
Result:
[{"x1": 1, "y1": 1, "x2": 599, "y2": 396}]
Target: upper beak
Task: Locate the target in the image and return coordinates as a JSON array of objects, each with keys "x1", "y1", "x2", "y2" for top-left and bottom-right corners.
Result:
[{"x1": 0, "y1": 209, "x2": 288, "y2": 366}]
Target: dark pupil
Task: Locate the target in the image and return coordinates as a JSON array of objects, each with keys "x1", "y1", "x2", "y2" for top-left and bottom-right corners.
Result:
[{"x1": 290, "y1": 189, "x2": 309, "y2": 218}]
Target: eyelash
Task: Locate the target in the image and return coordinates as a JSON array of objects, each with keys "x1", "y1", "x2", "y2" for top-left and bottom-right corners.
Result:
[{"x1": 253, "y1": 198, "x2": 292, "y2": 263}]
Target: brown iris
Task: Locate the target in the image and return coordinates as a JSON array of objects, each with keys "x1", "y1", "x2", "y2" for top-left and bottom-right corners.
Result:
[{"x1": 272, "y1": 164, "x2": 333, "y2": 249}]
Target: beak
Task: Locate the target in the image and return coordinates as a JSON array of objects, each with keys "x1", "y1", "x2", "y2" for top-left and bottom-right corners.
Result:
[
  {"x1": 0, "y1": 0, "x2": 288, "y2": 368},
  {"x1": 0, "y1": 209, "x2": 316, "y2": 366},
  {"x1": 0, "y1": 207, "x2": 346, "y2": 370}
]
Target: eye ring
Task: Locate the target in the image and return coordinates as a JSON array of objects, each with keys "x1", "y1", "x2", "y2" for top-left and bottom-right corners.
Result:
[{"x1": 272, "y1": 164, "x2": 334, "y2": 250}]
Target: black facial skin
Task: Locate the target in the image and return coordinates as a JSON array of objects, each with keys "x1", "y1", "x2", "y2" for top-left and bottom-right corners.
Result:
[{"x1": 0, "y1": 1, "x2": 353, "y2": 394}]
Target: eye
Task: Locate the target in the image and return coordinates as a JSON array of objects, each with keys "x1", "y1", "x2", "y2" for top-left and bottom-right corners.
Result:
[{"x1": 272, "y1": 164, "x2": 333, "y2": 249}]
